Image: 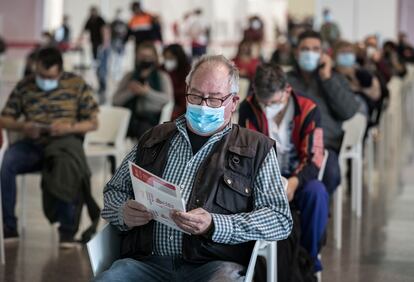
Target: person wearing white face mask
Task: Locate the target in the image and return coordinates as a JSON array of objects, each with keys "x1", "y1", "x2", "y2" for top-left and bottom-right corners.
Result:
[
  {"x1": 96, "y1": 55, "x2": 292, "y2": 282},
  {"x1": 239, "y1": 63, "x2": 328, "y2": 274},
  {"x1": 162, "y1": 44, "x2": 191, "y2": 120},
  {"x1": 287, "y1": 30, "x2": 360, "y2": 198}
]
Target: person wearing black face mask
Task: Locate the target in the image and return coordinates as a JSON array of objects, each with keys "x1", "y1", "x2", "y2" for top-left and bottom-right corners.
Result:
[{"x1": 113, "y1": 41, "x2": 173, "y2": 139}]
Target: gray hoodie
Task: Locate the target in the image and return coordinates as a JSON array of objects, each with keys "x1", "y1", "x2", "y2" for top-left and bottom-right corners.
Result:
[{"x1": 287, "y1": 69, "x2": 360, "y2": 152}]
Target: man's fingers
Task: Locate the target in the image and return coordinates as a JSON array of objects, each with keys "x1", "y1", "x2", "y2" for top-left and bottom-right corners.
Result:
[
  {"x1": 175, "y1": 211, "x2": 204, "y2": 224},
  {"x1": 127, "y1": 200, "x2": 148, "y2": 211}
]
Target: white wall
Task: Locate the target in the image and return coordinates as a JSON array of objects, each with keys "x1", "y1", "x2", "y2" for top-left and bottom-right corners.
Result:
[{"x1": 314, "y1": 0, "x2": 398, "y2": 42}]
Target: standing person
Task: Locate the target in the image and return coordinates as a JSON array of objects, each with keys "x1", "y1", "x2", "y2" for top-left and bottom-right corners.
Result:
[
  {"x1": 287, "y1": 30, "x2": 360, "y2": 196},
  {"x1": 0, "y1": 47, "x2": 100, "y2": 246},
  {"x1": 185, "y1": 9, "x2": 209, "y2": 58},
  {"x1": 80, "y1": 6, "x2": 110, "y2": 104},
  {"x1": 110, "y1": 8, "x2": 128, "y2": 81},
  {"x1": 94, "y1": 55, "x2": 292, "y2": 282},
  {"x1": 112, "y1": 41, "x2": 173, "y2": 139},
  {"x1": 125, "y1": 1, "x2": 161, "y2": 51},
  {"x1": 55, "y1": 15, "x2": 71, "y2": 52},
  {"x1": 320, "y1": 8, "x2": 341, "y2": 49},
  {"x1": 162, "y1": 44, "x2": 191, "y2": 120}
]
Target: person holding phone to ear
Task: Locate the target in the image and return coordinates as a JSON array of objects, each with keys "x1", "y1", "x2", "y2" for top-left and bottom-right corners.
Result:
[{"x1": 287, "y1": 30, "x2": 360, "y2": 197}]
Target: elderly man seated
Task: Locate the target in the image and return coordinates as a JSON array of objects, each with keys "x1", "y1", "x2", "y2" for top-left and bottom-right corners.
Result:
[{"x1": 95, "y1": 55, "x2": 292, "y2": 282}]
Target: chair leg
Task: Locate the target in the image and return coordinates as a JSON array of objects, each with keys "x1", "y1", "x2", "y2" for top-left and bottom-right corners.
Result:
[
  {"x1": 0, "y1": 183, "x2": 5, "y2": 264},
  {"x1": 268, "y1": 241, "x2": 277, "y2": 282},
  {"x1": 356, "y1": 155, "x2": 363, "y2": 218},
  {"x1": 19, "y1": 176, "x2": 26, "y2": 234},
  {"x1": 333, "y1": 185, "x2": 343, "y2": 249},
  {"x1": 351, "y1": 156, "x2": 358, "y2": 213}
]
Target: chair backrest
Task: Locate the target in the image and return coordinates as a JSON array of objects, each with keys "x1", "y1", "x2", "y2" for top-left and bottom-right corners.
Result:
[
  {"x1": 158, "y1": 102, "x2": 174, "y2": 124},
  {"x1": 238, "y1": 78, "x2": 250, "y2": 102},
  {"x1": 281, "y1": 176, "x2": 288, "y2": 192},
  {"x1": 87, "y1": 224, "x2": 121, "y2": 277},
  {"x1": 318, "y1": 149, "x2": 329, "y2": 181},
  {"x1": 84, "y1": 106, "x2": 131, "y2": 148},
  {"x1": 340, "y1": 113, "x2": 367, "y2": 154}
]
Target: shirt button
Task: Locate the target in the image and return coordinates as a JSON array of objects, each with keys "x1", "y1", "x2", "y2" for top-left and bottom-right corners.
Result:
[
  {"x1": 226, "y1": 179, "x2": 232, "y2": 185},
  {"x1": 180, "y1": 185, "x2": 184, "y2": 189},
  {"x1": 169, "y1": 235, "x2": 174, "y2": 240}
]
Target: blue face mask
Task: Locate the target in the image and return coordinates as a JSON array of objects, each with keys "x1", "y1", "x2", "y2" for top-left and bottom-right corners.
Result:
[
  {"x1": 36, "y1": 76, "x2": 58, "y2": 92},
  {"x1": 186, "y1": 104, "x2": 226, "y2": 135},
  {"x1": 298, "y1": 51, "x2": 320, "y2": 72},
  {"x1": 336, "y1": 53, "x2": 356, "y2": 68}
]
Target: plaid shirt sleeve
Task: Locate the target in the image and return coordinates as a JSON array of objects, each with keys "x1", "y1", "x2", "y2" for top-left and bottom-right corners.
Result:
[
  {"x1": 101, "y1": 146, "x2": 137, "y2": 231},
  {"x1": 211, "y1": 147, "x2": 293, "y2": 244}
]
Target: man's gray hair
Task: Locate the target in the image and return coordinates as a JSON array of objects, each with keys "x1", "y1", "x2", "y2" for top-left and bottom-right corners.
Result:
[{"x1": 185, "y1": 54, "x2": 240, "y2": 94}]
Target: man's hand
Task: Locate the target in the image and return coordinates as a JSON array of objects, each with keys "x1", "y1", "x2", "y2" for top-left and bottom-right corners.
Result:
[
  {"x1": 171, "y1": 208, "x2": 212, "y2": 235},
  {"x1": 123, "y1": 200, "x2": 153, "y2": 228},
  {"x1": 286, "y1": 177, "x2": 299, "y2": 202},
  {"x1": 128, "y1": 81, "x2": 150, "y2": 96},
  {"x1": 23, "y1": 122, "x2": 41, "y2": 139},
  {"x1": 319, "y1": 53, "x2": 332, "y2": 80},
  {"x1": 50, "y1": 121, "x2": 73, "y2": 136}
]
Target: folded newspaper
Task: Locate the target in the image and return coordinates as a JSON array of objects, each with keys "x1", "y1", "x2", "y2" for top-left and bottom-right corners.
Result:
[{"x1": 128, "y1": 161, "x2": 189, "y2": 233}]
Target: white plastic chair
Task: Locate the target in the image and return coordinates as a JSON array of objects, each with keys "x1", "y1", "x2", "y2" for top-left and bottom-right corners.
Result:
[
  {"x1": 88, "y1": 178, "x2": 289, "y2": 280},
  {"x1": 245, "y1": 177, "x2": 288, "y2": 282},
  {"x1": 87, "y1": 223, "x2": 121, "y2": 276},
  {"x1": 158, "y1": 102, "x2": 174, "y2": 124},
  {"x1": 333, "y1": 113, "x2": 367, "y2": 250},
  {"x1": 0, "y1": 129, "x2": 8, "y2": 264},
  {"x1": 238, "y1": 78, "x2": 250, "y2": 103},
  {"x1": 84, "y1": 106, "x2": 131, "y2": 177}
]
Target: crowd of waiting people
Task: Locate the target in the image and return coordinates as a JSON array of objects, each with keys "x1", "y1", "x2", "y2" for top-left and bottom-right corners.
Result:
[{"x1": 0, "y1": 3, "x2": 414, "y2": 282}]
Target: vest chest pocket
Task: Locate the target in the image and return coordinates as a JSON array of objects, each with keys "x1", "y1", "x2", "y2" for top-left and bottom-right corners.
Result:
[
  {"x1": 215, "y1": 172, "x2": 253, "y2": 214},
  {"x1": 227, "y1": 146, "x2": 255, "y2": 177},
  {"x1": 139, "y1": 144, "x2": 162, "y2": 166}
]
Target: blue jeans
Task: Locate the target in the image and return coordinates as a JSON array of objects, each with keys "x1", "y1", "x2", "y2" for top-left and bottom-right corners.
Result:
[
  {"x1": 97, "y1": 46, "x2": 110, "y2": 103},
  {"x1": 1, "y1": 139, "x2": 78, "y2": 235},
  {"x1": 294, "y1": 180, "x2": 329, "y2": 272},
  {"x1": 93, "y1": 256, "x2": 245, "y2": 282}
]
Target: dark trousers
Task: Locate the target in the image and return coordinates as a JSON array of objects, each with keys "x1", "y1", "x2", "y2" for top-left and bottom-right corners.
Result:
[
  {"x1": 322, "y1": 149, "x2": 341, "y2": 195},
  {"x1": 1, "y1": 140, "x2": 77, "y2": 235}
]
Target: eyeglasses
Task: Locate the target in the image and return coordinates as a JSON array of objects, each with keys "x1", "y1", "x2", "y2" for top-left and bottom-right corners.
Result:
[{"x1": 185, "y1": 93, "x2": 235, "y2": 108}]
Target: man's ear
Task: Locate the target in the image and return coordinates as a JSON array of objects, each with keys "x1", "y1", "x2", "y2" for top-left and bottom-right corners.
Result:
[{"x1": 231, "y1": 95, "x2": 240, "y2": 112}]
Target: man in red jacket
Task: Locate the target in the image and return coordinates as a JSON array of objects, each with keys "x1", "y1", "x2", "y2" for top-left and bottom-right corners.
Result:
[{"x1": 239, "y1": 63, "x2": 328, "y2": 272}]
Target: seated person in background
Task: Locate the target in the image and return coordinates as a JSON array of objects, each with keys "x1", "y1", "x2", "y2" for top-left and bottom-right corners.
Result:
[
  {"x1": 95, "y1": 55, "x2": 292, "y2": 282},
  {"x1": 239, "y1": 63, "x2": 328, "y2": 273},
  {"x1": 334, "y1": 40, "x2": 382, "y2": 119},
  {"x1": 113, "y1": 41, "x2": 173, "y2": 139},
  {"x1": 287, "y1": 30, "x2": 360, "y2": 196},
  {"x1": 0, "y1": 47, "x2": 100, "y2": 246},
  {"x1": 270, "y1": 39, "x2": 295, "y2": 67},
  {"x1": 162, "y1": 43, "x2": 191, "y2": 120},
  {"x1": 382, "y1": 40, "x2": 407, "y2": 78},
  {"x1": 232, "y1": 40, "x2": 260, "y2": 81}
]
